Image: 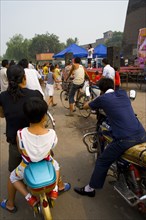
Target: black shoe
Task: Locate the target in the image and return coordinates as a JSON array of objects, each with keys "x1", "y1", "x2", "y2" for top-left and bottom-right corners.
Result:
[{"x1": 74, "y1": 186, "x2": 95, "y2": 197}]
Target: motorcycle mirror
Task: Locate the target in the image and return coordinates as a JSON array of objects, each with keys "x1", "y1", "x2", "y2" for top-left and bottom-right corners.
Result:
[{"x1": 129, "y1": 90, "x2": 136, "y2": 101}]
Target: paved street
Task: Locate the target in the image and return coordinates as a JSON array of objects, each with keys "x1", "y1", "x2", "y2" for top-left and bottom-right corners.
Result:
[{"x1": 0, "y1": 83, "x2": 146, "y2": 220}]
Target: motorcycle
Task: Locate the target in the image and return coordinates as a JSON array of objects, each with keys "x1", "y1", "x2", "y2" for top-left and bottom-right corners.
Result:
[
  {"x1": 83, "y1": 89, "x2": 146, "y2": 213},
  {"x1": 24, "y1": 160, "x2": 56, "y2": 220}
]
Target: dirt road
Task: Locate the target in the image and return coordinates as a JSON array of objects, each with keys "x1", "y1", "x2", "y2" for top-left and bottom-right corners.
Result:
[{"x1": 0, "y1": 84, "x2": 146, "y2": 220}]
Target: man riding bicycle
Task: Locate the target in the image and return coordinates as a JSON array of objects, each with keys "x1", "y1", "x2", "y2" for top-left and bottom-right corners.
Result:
[{"x1": 65, "y1": 57, "x2": 90, "y2": 117}]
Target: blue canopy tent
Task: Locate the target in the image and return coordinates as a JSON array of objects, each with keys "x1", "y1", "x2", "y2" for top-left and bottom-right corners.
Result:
[
  {"x1": 93, "y1": 44, "x2": 107, "y2": 58},
  {"x1": 53, "y1": 43, "x2": 88, "y2": 58}
]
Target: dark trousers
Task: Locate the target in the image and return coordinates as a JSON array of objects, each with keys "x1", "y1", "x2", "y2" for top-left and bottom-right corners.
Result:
[
  {"x1": 69, "y1": 83, "x2": 84, "y2": 104},
  {"x1": 89, "y1": 132, "x2": 146, "y2": 189},
  {"x1": 9, "y1": 143, "x2": 21, "y2": 172}
]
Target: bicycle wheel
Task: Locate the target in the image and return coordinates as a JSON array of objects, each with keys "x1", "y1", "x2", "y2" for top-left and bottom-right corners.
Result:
[
  {"x1": 60, "y1": 90, "x2": 69, "y2": 109},
  {"x1": 40, "y1": 193, "x2": 53, "y2": 220},
  {"x1": 33, "y1": 205, "x2": 44, "y2": 220},
  {"x1": 44, "y1": 110, "x2": 55, "y2": 130},
  {"x1": 78, "y1": 94, "x2": 91, "y2": 118}
]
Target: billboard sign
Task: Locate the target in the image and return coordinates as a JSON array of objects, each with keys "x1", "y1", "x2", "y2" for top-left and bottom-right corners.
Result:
[{"x1": 137, "y1": 28, "x2": 146, "y2": 68}]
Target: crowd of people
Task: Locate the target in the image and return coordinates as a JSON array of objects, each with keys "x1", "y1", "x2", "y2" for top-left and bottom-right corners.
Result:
[{"x1": 0, "y1": 56, "x2": 145, "y2": 216}]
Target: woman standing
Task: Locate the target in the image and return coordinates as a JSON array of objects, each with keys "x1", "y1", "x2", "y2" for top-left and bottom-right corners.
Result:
[
  {"x1": 0, "y1": 64, "x2": 43, "y2": 172},
  {"x1": 87, "y1": 44, "x2": 94, "y2": 69},
  {"x1": 0, "y1": 64, "x2": 43, "y2": 212}
]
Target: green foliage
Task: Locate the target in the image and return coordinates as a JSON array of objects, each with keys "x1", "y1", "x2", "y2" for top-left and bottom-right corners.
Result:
[
  {"x1": 4, "y1": 34, "x2": 31, "y2": 61},
  {"x1": 29, "y1": 33, "x2": 65, "y2": 60},
  {"x1": 66, "y1": 37, "x2": 79, "y2": 47},
  {"x1": 3, "y1": 32, "x2": 66, "y2": 61},
  {"x1": 105, "y1": 31, "x2": 123, "y2": 49}
]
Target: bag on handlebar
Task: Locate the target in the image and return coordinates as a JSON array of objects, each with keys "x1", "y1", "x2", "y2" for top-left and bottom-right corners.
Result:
[{"x1": 91, "y1": 85, "x2": 101, "y2": 98}]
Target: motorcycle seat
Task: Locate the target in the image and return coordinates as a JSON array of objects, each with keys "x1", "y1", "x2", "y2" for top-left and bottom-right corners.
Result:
[{"x1": 122, "y1": 142, "x2": 146, "y2": 168}]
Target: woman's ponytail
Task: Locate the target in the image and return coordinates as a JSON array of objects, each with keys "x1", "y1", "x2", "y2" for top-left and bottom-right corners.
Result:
[{"x1": 7, "y1": 65, "x2": 25, "y2": 102}]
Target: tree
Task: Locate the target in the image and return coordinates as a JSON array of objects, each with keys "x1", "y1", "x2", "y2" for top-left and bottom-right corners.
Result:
[
  {"x1": 4, "y1": 34, "x2": 31, "y2": 61},
  {"x1": 28, "y1": 33, "x2": 65, "y2": 60},
  {"x1": 21, "y1": 39, "x2": 31, "y2": 60},
  {"x1": 3, "y1": 33, "x2": 66, "y2": 61},
  {"x1": 105, "y1": 31, "x2": 123, "y2": 49},
  {"x1": 66, "y1": 37, "x2": 79, "y2": 47}
]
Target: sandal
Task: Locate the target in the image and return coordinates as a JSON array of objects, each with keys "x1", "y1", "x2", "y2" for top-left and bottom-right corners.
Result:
[
  {"x1": 65, "y1": 113, "x2": 74, "y2": 117},
  {"x1": 59, "y1": 183, "x2": 71, "y2": 194},
  {"x1": 0, "y1": 199, "x2": 17, "y2": 213},
  {"x1": 52, "y1": 103, "x2": 57, "y2": 107}
]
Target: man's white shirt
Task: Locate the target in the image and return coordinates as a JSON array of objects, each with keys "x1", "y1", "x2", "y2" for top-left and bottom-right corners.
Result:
[
  {"x1": 24, "y1": 68, "x2": 44, "y2": 97},
  {"x1": 102, "y1": 64, "x2": 115, "y2": 80}
]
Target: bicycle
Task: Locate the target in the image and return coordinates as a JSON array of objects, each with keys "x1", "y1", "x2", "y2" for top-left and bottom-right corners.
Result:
[
  {"x1": 24, "y1": 160, "x2": 56, "y2": 220},
  {"x1": 21, "y1": 110, "x2": 56, "y2": 220},
  {"x1": 45, "y1": 110, "x2": 55, "y2": 130},
  {"x1": 60, "y1": 81, "x2": 91, "y2": 118}
]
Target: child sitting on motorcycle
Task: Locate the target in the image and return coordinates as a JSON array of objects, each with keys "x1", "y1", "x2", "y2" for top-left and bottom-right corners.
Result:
[{"x1": 9, "y1": 97, "x2": 69, "y2": 207}]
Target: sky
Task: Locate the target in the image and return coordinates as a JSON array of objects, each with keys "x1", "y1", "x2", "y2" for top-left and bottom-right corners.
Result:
[{"x1": 0, "y1": 0, "x2": 129, "y2": 56}]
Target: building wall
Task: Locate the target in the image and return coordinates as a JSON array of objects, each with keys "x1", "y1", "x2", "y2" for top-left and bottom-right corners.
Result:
[
  {"x1": 122, "y1": 0, "x2": 146, "y2": 59},
  {"x1": 103, "y1": 31, "x2": 113, "y2": 40},
  {"x1": 36, "y1": 53, "x2": 54, "y2": 61},
  {"x1": 81, "y1": 30, "x2": 113, "y2": 49}
]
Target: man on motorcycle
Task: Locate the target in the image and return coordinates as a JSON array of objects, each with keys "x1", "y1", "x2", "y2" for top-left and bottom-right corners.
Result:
[{"x1": 74, "y1": 78, "x2": 146, "y2": 197}]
